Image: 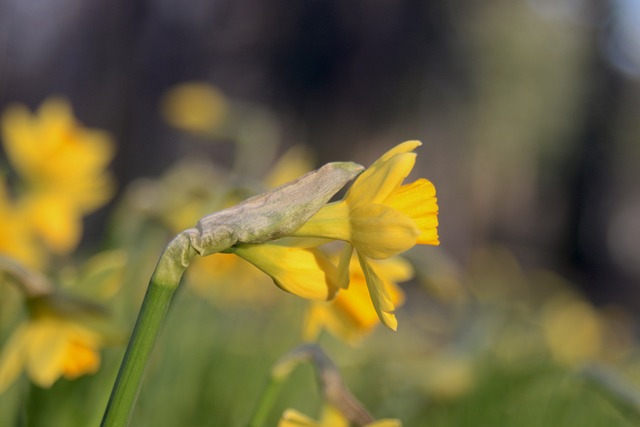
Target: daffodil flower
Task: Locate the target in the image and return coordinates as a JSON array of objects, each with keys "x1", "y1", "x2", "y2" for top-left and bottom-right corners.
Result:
[
  {"x1": 304, "y1": 255, "x2": 412, "y2": 344},
  {"x1": 279, "y1": 406, "x2": 401, "y2": 427},
  {"x1": 292, "y1": 141, "x2": 439, "y2": 329},
  {"x1": 1, "y1": 97, "x2": 115, "y2": 254},
  {"x1": 0, "y1": 295, "x2": 108, "y2": 392}
]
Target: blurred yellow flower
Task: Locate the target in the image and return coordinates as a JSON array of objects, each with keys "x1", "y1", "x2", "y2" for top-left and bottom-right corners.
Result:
[
  {"x1": 279, "y1": 406, "x2": 401, "y2": 427},
  {"x1": 0, "y1": 177, "x2": 43, "y2": 268},
  {"x1": 1, "y1": 97, "x2": 115, "y2": 253},
  {"x1": 293, "y1": 141, "x2": 439, "y2": 329},
  {"x1": 304, "y1": 255, "x2": 412, "y2": 344},
  {"x1": 0, "y1": 298, "x2": 106, "y2": 392},
  {"x1": 541, "y1": 294, "x2": 604, "y2": 366},
  {"x1": 264, "y1": 145, "x2": 316, "y2": 188},
  {"x1": 187, "y1": 252, "x2": 277, "y2": 305},
  {"x1": 161, "y1": 82, "x2": 229, "y2": 134}
]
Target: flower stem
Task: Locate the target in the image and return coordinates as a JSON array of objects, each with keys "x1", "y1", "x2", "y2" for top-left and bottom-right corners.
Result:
[
  {"x1": 246, "y1": 374, "x2": 286, "y2": 427},
  {"x1": 100, "y1": 281, "x2": 175, "y2": 426},
  {"x1": 247, "y1": 344, "x2": 376, "y2": 427},
  {"x1": 101, "y1": 233, "x2": 196, "y2": 427}
]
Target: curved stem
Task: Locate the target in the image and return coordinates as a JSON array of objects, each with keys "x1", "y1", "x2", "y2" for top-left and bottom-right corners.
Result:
[
  {"x1": 247, "y1": 344, "x2": 375, "y2": 427},
  {"x1": 101, "y1": 232, "x2": 197, "y2": 427}
]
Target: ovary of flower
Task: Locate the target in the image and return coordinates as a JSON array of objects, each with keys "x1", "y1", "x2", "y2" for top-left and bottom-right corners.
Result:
[
  {"x1": 292, "y1": 141, "x2": 439, "y2": 329},
  {"x1": 278, "y1": 407, "x2": 401, "y2": 427},
  {"x1": 304, "y1": 256, "x2": 412, "y2": 344},
  {"x1": 0, "y1": 316, "x2": 103, "y2": 392},
  {"x1": 1, "y1": 97, "x2": 115, "y2": 253}
]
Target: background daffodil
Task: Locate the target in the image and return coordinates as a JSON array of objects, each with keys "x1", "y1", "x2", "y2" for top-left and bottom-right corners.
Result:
[
  {"x1": 293, "y1": 141, "x2": 439, "y2": 329},
  {"x1": 1, "y1": 97, "x2": 115, "y2": 254},
  {"x1": 0, "y1": 295, "x2": 109, "y2": 393},
  {"x1": 304, "y1": 255, "x2": 412, "y2": 344},
  {"x1": 187, "y1": 253, "x2": 277, "y2": 306},
  {"x1": 278, "y1": 406, "x2": 401, "y2": 427}
]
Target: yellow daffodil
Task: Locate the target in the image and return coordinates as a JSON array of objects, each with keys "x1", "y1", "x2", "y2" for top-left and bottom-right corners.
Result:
[
  {"x1": 304, "y1": 255, "x2": 412, "y2": 344},
  {"x1": 279, "y1": 406, "x2": 401, "y2": 427},
  {"x1": 0, "y1": 297, "x2": 106, "y2": 392},
  {"x1": 1, "y1": 97, "x2": 115, "y2": 253},
  {"x1": 293, "y1": 141, "x2": 439, "y2": 329}
]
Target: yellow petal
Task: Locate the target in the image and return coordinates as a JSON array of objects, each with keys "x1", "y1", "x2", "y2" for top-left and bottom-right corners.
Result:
[
  {"x1": 292, "y1": 201, "x2": 352, "y2": 242},
  {"x1": 384, "y1": 179, "x2": 439, "y2": 245},
  {"x1": 347, "y1": 152, "x2": 416, "y2": 208},
  {"x1": 233, "y1": 243, "x2": 339, "y2": 300},
  {"x1": 319, "y1": 405, "x2": 350, "y2": 427},
  {"x1": 345, "y1": 140, "x2": 421, "y2": 207},
  {"x1": 333, "y1": 272, "x2": 387, "y2": 334},
  {"x1": 278, "y1": 409, "x2": 319, "y2": 427},
  {"x1": 350, "y1": 204, "x2": 419, "y2": 259},
  {"x1": 358, "y1": 255, "x2": 398, "y2": 330},
  {"x1": 25, "y1": 319, "x2": 102, "y2": 387},
  {"x1": 371, "y1": 256, "x2": 415, "y2": 283},
  {"x1": 367, "y1": 420, "x2": 402, "y2": 427},
  {"x1": 38, "y1": 97, "x2": 75, "y2": 132},
  {"x1": 377, "y1": 140, "x2": 422, "y2": 162},
  {"x1": 1, "y1": 97, "x2": 115, "y2": 216},
  {"x1": 0, "y1": 179, "x2": 44, "y2": 268},
  {"x1": 61, "y1": 341, "x2": 100, "y2": 379},
  {"x1": 25, "y1": 320, "x2": 70, "y2": 388},
  {"x1": 337, "y1": 244, "x2": 353, "y2": 289},
  {"x1": 21, "y1": 194, "x2": 83, "y2": 254},
  {"x1": 1, "y1": 104, "x2": 37, "y2": 175},
  {"x1": 305, "y1": 255, "x2": 410, "y2": 343}
]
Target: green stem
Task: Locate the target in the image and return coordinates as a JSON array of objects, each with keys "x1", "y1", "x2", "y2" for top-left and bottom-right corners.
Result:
[
  {"x1": 100, "y1": 281, "x2": 175, "y2": 426},
  {"x1": 246, "y1": 374, "x2": 286, "y2": 427},
  {"x1": 101, "y1": 232, "x2": 196, "y2": 427}
]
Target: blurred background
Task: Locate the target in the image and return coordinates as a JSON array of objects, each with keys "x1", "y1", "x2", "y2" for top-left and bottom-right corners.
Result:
[
  {"x1": 2, "y1": 0, "x2": 639, "y2": 309},
  {"x1": 1, "y1": 0, "x2": 640, "y2": 426}
]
